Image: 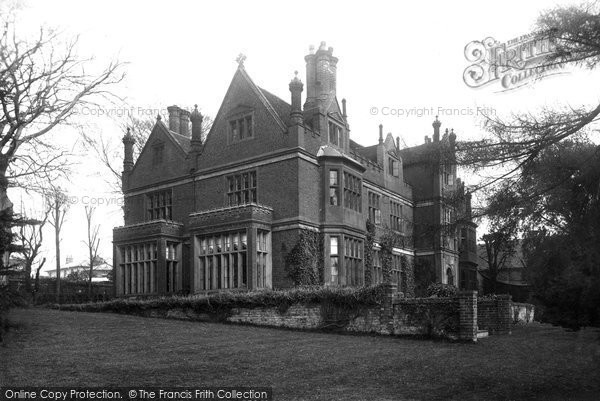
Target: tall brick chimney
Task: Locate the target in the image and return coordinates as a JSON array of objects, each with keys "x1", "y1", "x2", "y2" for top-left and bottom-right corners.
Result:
[
  {"x1": 180, "y1": 108, "x2": 191, "y2": 136},
  {"x1": 432, "y1": 116, "x2": 441, "y2": 142},
  {"x1": 304, "y1": 41, "x2": 338, "y2": 111},
  {"x1": 167, "y1": 105, "x2": 181, "y2": 133}
]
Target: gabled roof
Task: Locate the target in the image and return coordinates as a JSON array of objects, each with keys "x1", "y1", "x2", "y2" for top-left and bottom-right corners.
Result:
[
  {"x1": 168, "y1": 129, "x2": 191, "y2": 153},
  {"x1": 238, "y1": 67, "x2": 288, "y2": 131},
  {"x1": 350, "y1": 140, "x2": 378, "y2": 162},
  {"x1": 258, "y1": 86, "x2": 291, "y2": 126},
  {"x1": 203, "y1": 66, "x2": 290, "y2": 146}
]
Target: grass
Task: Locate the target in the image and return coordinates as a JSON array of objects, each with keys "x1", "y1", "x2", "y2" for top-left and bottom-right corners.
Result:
[{"x1": 1, "y1": 308, "x2": 600, "y2": 401}]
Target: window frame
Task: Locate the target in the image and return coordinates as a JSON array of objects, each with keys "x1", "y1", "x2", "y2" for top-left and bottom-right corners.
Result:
[
  {"x1": 329, "y1": 169, "x2": 340, "y2": 206},
  {"x1": 228, "y1": 111, "x2": 255, "y2": 143},
  {"x1": 146, "y1": 189, "x2": 173, "y2": 221},
  {"x1": 226, "y1": 170, "x2": 258, "y2": 206}
]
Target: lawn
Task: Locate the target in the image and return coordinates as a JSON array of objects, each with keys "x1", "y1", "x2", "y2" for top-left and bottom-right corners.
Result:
[{"x1": 1, "y1": 308, "x2": 599, "y2": 401}]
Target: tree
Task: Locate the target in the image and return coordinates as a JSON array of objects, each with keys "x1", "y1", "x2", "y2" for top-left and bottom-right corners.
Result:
[
  {"x1": 80, "y1": 112, "x2": 213, "y2": 194},
  {"x1": 0, "y1": 11, "x2": 124, "y2": 217},
  {"x1": 83, "y1": 206, "x2": 100, "y2": 297},
  {"x1": 492, "y1": 140, "x2": 600, "y2": 328},
  {"x1": 46, "y1": 187, "x2": 68, "y2": 303},
  {"x1": 458, "y1": 4, "x2": 600, "y2": 200},
  {"x1": 16, "y1": 200, "x2": 51, "y2": 295},
  {"x1": 480, "y1": 223, "x2": 518, "y2": 294}
]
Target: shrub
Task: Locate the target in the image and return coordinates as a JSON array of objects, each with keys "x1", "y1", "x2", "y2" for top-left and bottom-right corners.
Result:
[
  {"x1": 55, "y1": 284, "x2": 388, "y2": 318},
  {"x1": 426, "y1": 283, "x2": 458, "y2": 298}
]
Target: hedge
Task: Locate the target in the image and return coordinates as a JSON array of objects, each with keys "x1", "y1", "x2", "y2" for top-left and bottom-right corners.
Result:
[{"x1": 53, "y1": 284, "x2": 388, "y2": 316}]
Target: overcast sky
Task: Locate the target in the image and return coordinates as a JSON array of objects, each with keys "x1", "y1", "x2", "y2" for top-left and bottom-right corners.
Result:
[{"x1": 8, "y1": 0, "x2": 600, "y2": 273}]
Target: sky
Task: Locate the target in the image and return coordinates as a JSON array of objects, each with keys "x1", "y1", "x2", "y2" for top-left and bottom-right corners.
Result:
[{"x1": 6, "y1": 0, "x2": 600, "y2": 274}]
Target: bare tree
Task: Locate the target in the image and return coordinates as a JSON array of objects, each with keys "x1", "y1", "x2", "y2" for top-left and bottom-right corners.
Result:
[
  {"x1": 46, "y1": 187, "x2": 68, "y2": 303},
  {"x1": 0, "y1": 12, "x2": 124, "y2": 216},
  {"x1": 17, "y1": 199, "x2": 51, "y2": 295},
  {"x1": 81, "y1": 112, "x2": 213, "y2": 194},
  {"x1": 83, "y1": 205, "x2": 100, "y2": 298}
]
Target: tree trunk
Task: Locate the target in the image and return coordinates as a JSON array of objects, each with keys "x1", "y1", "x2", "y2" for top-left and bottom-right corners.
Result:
[
  {"x1": 88, "y1": 253, "x2": 93, "y2": 300},
  {"x1": 54, "y1": 199, "x2": 61, "y2": 304},
  {"x1": 0, "y1": 156, "x2": 13, "y2": 214}
]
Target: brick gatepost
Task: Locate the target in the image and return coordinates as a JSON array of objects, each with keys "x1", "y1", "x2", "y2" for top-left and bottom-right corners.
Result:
[
  {"x1": 381, "y1": 283, "x2": 397, "y2": 334},
  {"x1": 496, "y1": 294, "x2": 512, "y2": 335},
  {"x1": 457, "y1": 290, "x2": 477, "y2": 342}
]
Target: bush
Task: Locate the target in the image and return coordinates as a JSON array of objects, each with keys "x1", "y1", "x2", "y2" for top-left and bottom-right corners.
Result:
[{"x1": 426, "y1": 283, "x2": 457, "y2": 298}]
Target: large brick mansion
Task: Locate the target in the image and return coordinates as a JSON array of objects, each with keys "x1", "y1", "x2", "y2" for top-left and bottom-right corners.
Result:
[{"x1": 113, "y1": 42, "x2": 478, "y2": 297}]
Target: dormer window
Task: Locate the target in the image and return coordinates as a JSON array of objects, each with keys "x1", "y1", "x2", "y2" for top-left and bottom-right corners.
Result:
[
  {"x1": 388, "y1": 157, "x2": 399, "y2": 177},
  {"x1": 328, "y1": 121, "x2": 343, "y2": 146}
]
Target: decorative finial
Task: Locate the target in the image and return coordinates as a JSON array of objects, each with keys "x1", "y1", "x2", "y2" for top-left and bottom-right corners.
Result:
[
  {"x1": 194, "y1": 104, "x2": 198, "y2": 111},
  {"x1": 236, "y1": 53, "x2": 247, "y2": 67},
  {"x1": 157, "y1": 114, "x2": 162, "y2": 121}
]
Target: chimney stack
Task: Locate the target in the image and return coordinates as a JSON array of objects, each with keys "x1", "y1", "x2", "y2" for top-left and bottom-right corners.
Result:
[
  {"x1": 304, "y1": 41, "x2": 338, "y2": 111},
  {"x1": 122, "y1": 127, "x2": 135, "y2": 191},
  {"x1": 449, "y1": 128, "x2": 456, "y2": 150},
  {"x1": 190, "y1": 104, "x2": 203, "y2": 151},
  {"x1": 289, "y1": 71, "x2": 304, "y2": 124},
  {"x1": 167, "y1": 105, "x2": 181, "y2": 133},
  {"x1": 379, "y1": 124, "x2": 383, "y2": 144},
  {"x1": 180, "y1": 108, "x2": 191, "y2": 136},
  {"x1": 342, "y1": 98, "x2": 347, "y2": 118},
  {"x1": 432, "y1": 116, "x2": 441, "y2": 142}
]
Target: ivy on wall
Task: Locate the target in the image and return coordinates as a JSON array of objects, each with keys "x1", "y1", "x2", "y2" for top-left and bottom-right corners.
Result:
[
  {"x1": 400, "y1": 255, "x2": 415, "y2": 297},
  {"x1": 284, "y1": 229, "x2": 324, "y2": 286},
  {"x1": 363, "y1": 219, "x2": 376, "y2": 286}
]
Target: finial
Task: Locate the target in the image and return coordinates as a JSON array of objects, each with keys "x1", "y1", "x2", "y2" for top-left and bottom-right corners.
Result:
[
  {"x1": 445, "y1": 128, "x2": 449, "y2": 134},
  {"x1": 236, "y1": 53, "x2": 247, "y2": 67},
  {"x1": 194, "y1": 104, "x2": 198, "y2": 111},
  {"x1": 157, "y1": 114, "x2": 162, "y2": 121}
]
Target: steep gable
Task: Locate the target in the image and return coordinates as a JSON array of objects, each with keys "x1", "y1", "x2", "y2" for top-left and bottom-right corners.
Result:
[
  {"x1": 197, "y1": 67, "x2": 294, "y2": 170},
  {"x1": 126, "y1": 120, "x2": 190, "y2": 190}
]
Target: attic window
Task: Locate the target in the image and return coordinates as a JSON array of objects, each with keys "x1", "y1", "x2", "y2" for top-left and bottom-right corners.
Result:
[
  {"x1": 328, "y1": 121, "x2": 342, "y2": 146},
  {"x1": 229, "y1": 113, "x2": 254, "y2": 142},
  {"x1": 388, "y1": 158, "x2": 399, "y2": 177}
]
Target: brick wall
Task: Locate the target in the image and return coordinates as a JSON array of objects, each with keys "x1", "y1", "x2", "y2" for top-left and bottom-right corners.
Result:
[
  {"x1": 112, "y1": 285, "x2": 484, "y2": 341},
  {"x1": 478, "y1": 295, "x2": 512, "y2": 334}
]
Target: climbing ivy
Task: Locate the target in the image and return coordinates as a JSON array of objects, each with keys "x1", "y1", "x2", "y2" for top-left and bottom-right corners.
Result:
[
  {"x1": 400, "y1": 255, "x2": 415, "y2": 297},
  {"x1": 380, "y1": 228, "x2": 401, "y2": 284},
  {"x1": 284, "y1": 229, "x2": 324, "y2": 286},
  {"x1": 363, "y1": 219, "x2": 376, "y2": 286}
]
